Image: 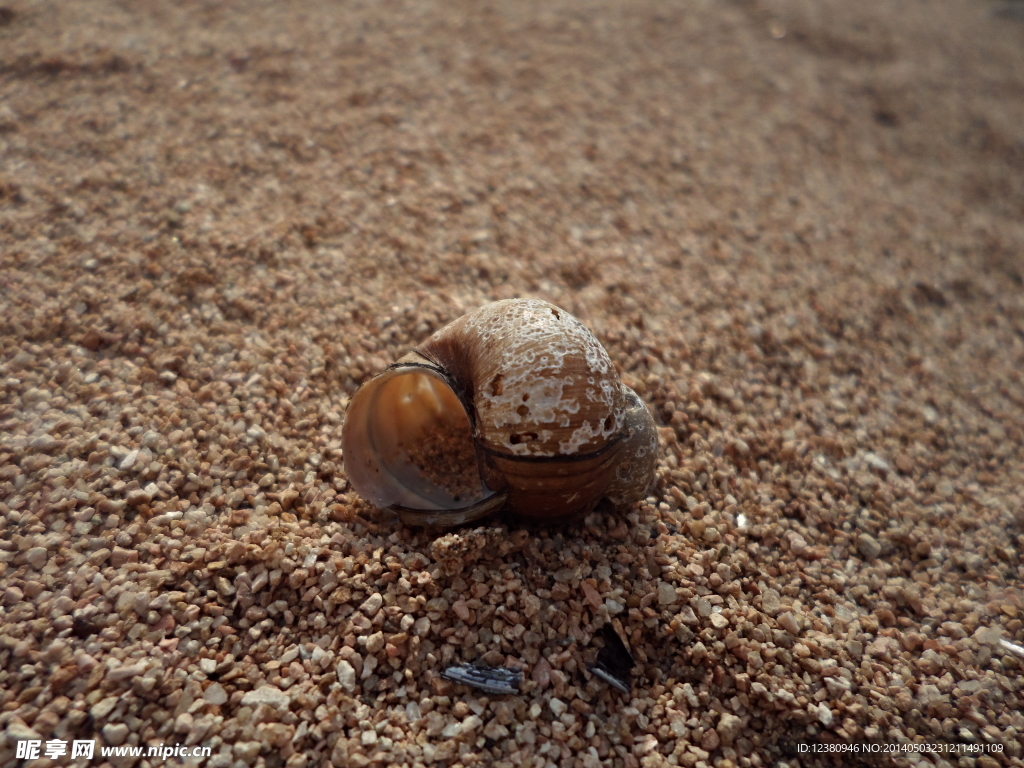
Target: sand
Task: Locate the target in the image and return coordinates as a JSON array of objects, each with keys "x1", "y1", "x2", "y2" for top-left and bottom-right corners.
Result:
[{"x1": 1, "y1": 1, "x2": 1023, "y2": 767}]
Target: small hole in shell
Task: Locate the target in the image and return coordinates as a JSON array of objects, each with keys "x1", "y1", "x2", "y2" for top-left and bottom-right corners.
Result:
[
  {"x1": 603, "y1": 415, "x2": 614, "y2": 431},
  {"x1": 517, "y1": 404, "x2": 530, "y2": 417},
  {"x1": 510, "y1": 432, "x2": 538, "y2": 445}
]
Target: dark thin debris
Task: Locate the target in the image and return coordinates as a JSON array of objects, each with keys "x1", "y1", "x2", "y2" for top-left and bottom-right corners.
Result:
[
  {"x1": 441, "y1": 664, "x2": 522, "y2": 696},
  {"x1": 590, "y1": 624, "x2": 635, "y2": 694}
]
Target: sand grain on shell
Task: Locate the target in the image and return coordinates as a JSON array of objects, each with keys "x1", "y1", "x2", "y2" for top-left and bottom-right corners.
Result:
[{"x1": 1, "y1": 1, "x2": 1024, "y2": 767}]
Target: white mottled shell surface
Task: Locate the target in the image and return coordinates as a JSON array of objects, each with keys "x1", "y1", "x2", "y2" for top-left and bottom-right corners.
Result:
[{"x1": 418, "y1": 299, "x2": 626, "y2": 458}]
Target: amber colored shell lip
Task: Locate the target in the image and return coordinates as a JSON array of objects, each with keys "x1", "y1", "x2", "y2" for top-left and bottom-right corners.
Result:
[{"x1": 341, "y1": 357, "x2": 499, "y2": 514}]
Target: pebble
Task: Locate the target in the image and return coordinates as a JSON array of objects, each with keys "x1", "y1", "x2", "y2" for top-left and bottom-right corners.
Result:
[
  {"x1": 532, "y1": 657, "x2": 552, "y2": 689},
  {"x1": 635, "y1": 734, "x2": 659, "y2": 755},
  {"x1": 701, "y1": 727, "x2": 720, "y2": 751},
  {"x1": 234, "y1": 742, "x2": 262, "y2": 764},
  {"x1": 484, "y1": 719, "x2": 509, "y2": 740},
  {"x1": 413, "y1": 616, "x2": 431, "y2": 637},
  {"x1": 760, "y1": 589, "x2": 781, "y2": 616},
  {"x1": 29, "y1": 434, "x2": 60, "y2": 452},
  {"x1": 365, "y1": 631, "x2": 385, "y2": 654},
  {"x1": 453, "y1": 599, "x2": 472, "y2": 621},
  {"x1": 6, "y1": 721, "x2": 41, "y2": 741},
  {"x1": 174, "y1": 713, "x2": 193, "y2": 734},
  {"x1": 657, "y1": 581, "x2": 677, "y2": 605},
  {"x1": 102, "y1": 723, "x2": 130, "y2": 746},
  {"x1": 119, "y1": 449, "x2": 140, "y2": 470},
  {"x1": 917, "y1": 684, "x2": 944, "y2": 706},
  {"x1": 863, "y1": 452, "x2": 891, "y2": 474},
  {"x1": 240, "y1": 685, "x2": 289, "y2": 708},
  {"x1": 204, "y1": 682, "x2": 228, "y2": 705},
  {"x1": 857, "y1": 533, "x2": 882, "y2": 560},
  {"x1": 90, "y1": 697, "x2": 119, "y2": 720},
  {"x1": 815, "y1": 703, "x2": 833, "y2": 727},
  {"x1": 717, "y1": 713, "x2": 741, "y2": 746},
  {"x1": 359, "y1": 592, "x2": 383, "y2": 617},
  {"x1": 125, "y1": 488, "x2": 152, "y2": 506},
  {"x1": 337, "y1": 660, "x2": 356, "y2": 693},
  {"x1": 605, "y1": 597, "x2": 625, "y2": 614},
  {"x1": 107, "y1": 662, "x2": 147, "y2": 682},
  {"x1": 973, "y1": 625, "x2": 1002, "y2": 646},
  {"x1": 777, "y1": 611, "x2": 800, "y2": 635},
  {"x1": 25, "y1": 546, "x2": 48, "y2": 569}
]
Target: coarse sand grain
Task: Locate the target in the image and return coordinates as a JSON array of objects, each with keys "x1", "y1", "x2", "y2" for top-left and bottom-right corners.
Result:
[{"x1": 1, "y1": 1, "x2": 1023, "y2": 767}]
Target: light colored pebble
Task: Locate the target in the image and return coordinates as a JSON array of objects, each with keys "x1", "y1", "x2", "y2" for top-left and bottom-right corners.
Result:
[
  {"x1": 657, "y1": 581, "x2": 677, "y2": 605},
  {"x1": 760, "y1": 589, "x2": 781, "y2": 616},
  {"x1": 336, "y1": 660, "x2": 356, "y2": 692},
  {"x1": 107, "y1": 662, "x2": 147, "y2": 682},
  {"x1": 360, "y1": 592, "x2": 383, "y2": 617},
  {"x1": 240, "y1": 685, "x2": 289, "y2": 708},
  {"x1": 365, "y1": 631, "x2": 385, "y2": 654},
  {"x1": 717, "y1": 713, "x2": 741, "y2": 745},
  {"x1": 234, "y1": 742, "x2": 262, "y2": 764},
  {"x1": 857, "y1": 533, "x2": 882, "y2": 560},
  {"x1": 119, "y1": 449, "x2": 140, "y2": 470},
  {"x1": 25, "y1": 546, "x2": 48, "y2": 569},
  {"x1": 6, "y1": 721, "x2": 41, "y2": 740},
  {"x1": 204, "y1": 682, "x2": 228, "y2": 705},
  {"x1": 102, "y1": 723, "x2": 130, "y2": 746},
  {"x1": 90, "y1": 696, "x2": 119, "y2": 720},
  {"x1": 815, "y1": 703, "x2": 833, "y2": 726},
  {"x1": 777, "y1": 611, "x2": 800, "y2": 635}
]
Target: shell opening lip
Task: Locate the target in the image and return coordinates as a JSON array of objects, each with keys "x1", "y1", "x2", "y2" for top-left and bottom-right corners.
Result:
[
  {"x1": 392, "y1": 493, "x2": 508, "y2": 527},
  {"x1": 342, "y1": 363, "x2": 495, "y2": 512},
  {"x1": 385, "y1": 359, "x2": 444, "y2": 376}
]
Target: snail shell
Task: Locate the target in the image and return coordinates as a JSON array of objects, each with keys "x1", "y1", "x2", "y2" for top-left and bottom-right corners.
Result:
[{"x1": 341, "y1": 299, "x2": 657, "y2": 526}]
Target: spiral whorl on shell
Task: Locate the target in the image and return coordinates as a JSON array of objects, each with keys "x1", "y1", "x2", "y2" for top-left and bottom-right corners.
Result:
[{"x1": 341, "y1": 299, "x2": 657, "y2": 526}]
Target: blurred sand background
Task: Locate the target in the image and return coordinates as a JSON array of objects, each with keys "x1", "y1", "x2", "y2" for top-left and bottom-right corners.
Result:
[{"x1": 2, "y1": 1, "x2": 1024, "y2": 767}]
